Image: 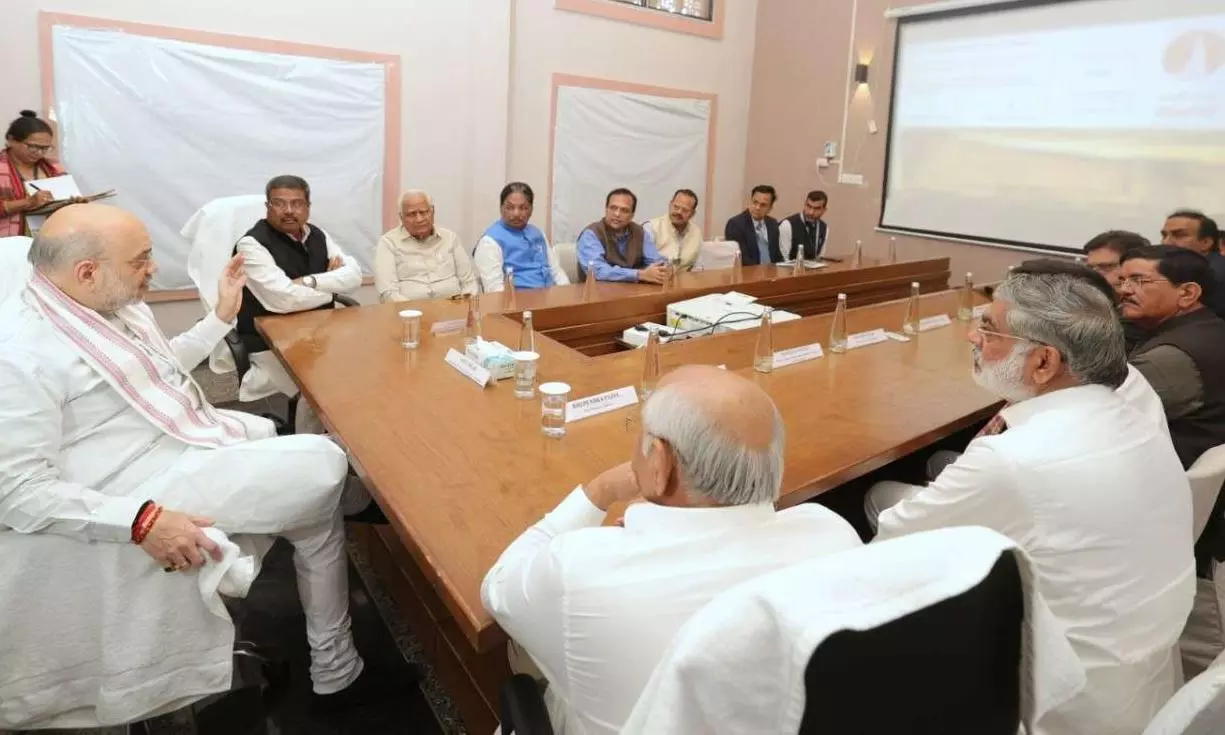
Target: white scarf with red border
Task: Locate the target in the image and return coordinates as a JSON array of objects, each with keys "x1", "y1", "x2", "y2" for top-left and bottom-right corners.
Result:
[{"x1": 25, "y1": 271, "x2": 249, "y2": 448}]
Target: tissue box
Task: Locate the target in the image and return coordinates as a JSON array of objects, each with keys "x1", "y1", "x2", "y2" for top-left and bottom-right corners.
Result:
[{"x1": 465, "y1": 338, "x2": 516, "y2": 380}]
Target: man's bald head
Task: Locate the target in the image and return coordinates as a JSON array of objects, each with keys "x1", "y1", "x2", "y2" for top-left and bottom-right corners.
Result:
[
  {"x1": 29, "y1": 204, "x2": 157, "y2": 312},
  {"x1": 30, "y1": 204, "x2": 143, "y2": 271},
  {"x1": 637, "y1": 365, "x2": 785, "y2": 506}
]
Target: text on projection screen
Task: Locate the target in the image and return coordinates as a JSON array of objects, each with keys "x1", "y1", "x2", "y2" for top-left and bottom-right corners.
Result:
[{"x1": 881, "y1": 0, "x2": 1225, "y2": 251}]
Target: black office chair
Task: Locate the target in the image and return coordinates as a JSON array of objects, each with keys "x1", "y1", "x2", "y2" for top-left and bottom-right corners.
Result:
[
  {"x1": 220, "y1": 294, "x2": 360, "y2": 435},
  {"x1": 797, "y1": 553, "x2": 1022, "y2": 734},
  {"x1": 499, "y1": 536, "x2": 1024, "y2": 735}
]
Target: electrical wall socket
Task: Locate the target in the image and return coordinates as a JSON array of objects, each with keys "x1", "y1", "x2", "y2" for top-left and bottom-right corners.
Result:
[
  {"x1": 823, "y1": 141, "x2": 838, "y2": 159},
  {"x1": 816, "y1": 157, "x2": 830, "y2": 169},
  {"x1": 867, "y1": 120, "x2": 879, "y2": 134},
  {"x1": 839, "y1": 173, "x2": 865, "y2": 186}
]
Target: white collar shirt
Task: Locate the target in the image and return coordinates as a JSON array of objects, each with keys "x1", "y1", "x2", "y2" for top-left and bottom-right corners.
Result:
[
  {"x1": 480, "y1": 488, "x2": 862, "y2": 735},
  {"x1": 876, "y1": 384, "x2": 1196, "y2": 733}
]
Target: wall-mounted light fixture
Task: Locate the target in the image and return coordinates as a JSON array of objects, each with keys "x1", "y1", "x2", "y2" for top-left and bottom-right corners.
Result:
[{"x1": 854, "y1": 63, "x2": 870, "y2": 85}]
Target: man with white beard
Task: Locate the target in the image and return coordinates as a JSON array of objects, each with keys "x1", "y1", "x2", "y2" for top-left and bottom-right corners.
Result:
[{"x1": 865, "y1": 270, "x2": 1195, "y2": 734}]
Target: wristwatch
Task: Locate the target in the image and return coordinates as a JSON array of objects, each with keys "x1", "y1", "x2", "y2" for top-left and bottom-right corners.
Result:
[{"x1": 304, "y1": 275, "x2": 317, "y2": 289}]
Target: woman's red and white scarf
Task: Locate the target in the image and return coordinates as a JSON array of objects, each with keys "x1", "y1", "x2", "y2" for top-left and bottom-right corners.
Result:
[
  {"x1": 25, "y1": 271, "x2": 249, "y2": 448},
  {"x1": 0, "y1": 148, "x2": 62, "y2": 237}
]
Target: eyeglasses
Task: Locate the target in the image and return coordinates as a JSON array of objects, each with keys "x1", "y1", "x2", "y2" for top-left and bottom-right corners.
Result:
[
  {"x1": 1117, "y1": 275, "x2": 1169, "y2": 289},
  {"x1": 23, "y1": 142, "x2": 52, "y2": 154},
  {"x1": 970, "y1": 317, "x2": 1043, "y2": 345},
  {"x1": 401, "y1": 209, "x2": 432, "y2": 220},
  {"x1": 1086, "y1": 262, "x2": 1120, "y2": 274},
  {"x1": 268, "y1": 199, "x2": 308, "y2": 212}
]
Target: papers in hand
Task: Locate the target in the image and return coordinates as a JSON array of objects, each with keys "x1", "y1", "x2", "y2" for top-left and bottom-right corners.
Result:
[{"x1": 25, "y1": 175, "x2": 117, "y2": 217}]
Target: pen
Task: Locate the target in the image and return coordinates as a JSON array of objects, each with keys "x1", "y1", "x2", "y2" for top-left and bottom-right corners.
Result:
[{"x1": 28, "y1": 183, "x2": 42, "y2": 193}]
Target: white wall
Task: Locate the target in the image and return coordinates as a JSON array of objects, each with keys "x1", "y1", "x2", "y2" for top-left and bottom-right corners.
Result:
[{"x1": 509, "y1": 0, "x2": 759, "y2": 239}]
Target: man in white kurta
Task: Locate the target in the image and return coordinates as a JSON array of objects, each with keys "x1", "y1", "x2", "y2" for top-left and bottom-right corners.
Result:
[
  {"x1": 870, "y1": 271, "x2": 1195, "y2": 734},
  {"x1": 481, "y1": 365, "x2": 862, "y2": 735},
  {"x1": 0, "y1": 205, "x2": 369, "y2": 728},
  {"x1": 643, "y1": 189, "x2": 703, "y2": 271}
]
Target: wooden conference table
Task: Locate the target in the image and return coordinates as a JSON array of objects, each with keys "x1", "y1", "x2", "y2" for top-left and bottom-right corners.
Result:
[{"x1": 257, "y1": 258, "x2": 999, "y2": 731}]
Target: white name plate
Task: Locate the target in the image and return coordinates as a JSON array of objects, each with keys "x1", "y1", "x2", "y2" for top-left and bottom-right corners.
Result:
[
  {"x1": 566, "y1": 386, "x2": 639, "y2": 423},
  {"x1": 773, "y1": 342, "x2": 825, "y2": 368},
  {"x1": 444, "y1": 348, "x2": 491, "y2": 387},
  {"x1": 431, "y1": 318, "x2": 466, "y2": 335},
  {"x1": 972, "y1": 304, "x2": 990, "y2": 318},
  {"x1": 847, "y1": 329, "x2": 889, "y2": 350},
  {"x1": 918, "y1": 314, "x2": 953, "y2": 332}
]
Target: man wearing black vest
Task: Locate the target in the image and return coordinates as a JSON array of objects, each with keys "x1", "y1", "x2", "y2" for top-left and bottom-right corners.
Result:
[
  {"x1": 779, "y1": 190, "x2": 830, "y2": 261},
  {"x1": 235, "y1": 175, "x2": 362, "y2": 430},
  {"x1": 1121, "y1": 246, "x2": 1225, "y2": 587},
  {"x1": 724, "y1": 185, "x2": 781, "y2": 266}
]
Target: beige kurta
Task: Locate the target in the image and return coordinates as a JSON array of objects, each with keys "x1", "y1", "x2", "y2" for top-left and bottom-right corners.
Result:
[
  {"x1": 645, "y1": 215, "x2": 703, "y2": 271},
  {"x1": 373, "y1": 225, "x2": 479, "y2": 302}
]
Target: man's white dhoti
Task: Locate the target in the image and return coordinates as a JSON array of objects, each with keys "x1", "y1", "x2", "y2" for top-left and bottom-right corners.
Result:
[{"x1": 0, "y1": 281, "x2": 363, "y2": 728}]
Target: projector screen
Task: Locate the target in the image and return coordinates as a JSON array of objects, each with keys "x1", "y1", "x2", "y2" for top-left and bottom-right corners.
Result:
[{"x1": 881, "y1": 0, "x2": 1225, "y2": 253}]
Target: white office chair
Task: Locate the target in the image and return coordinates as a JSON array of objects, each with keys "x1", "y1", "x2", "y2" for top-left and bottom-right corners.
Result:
[
  {"x1": 693, "y1": 239, "x2": 740, "y2": 271},
  {"x1": 182, "y1": 194, "x2": 267, "y2": 382},
  {"x1": 1189, "y1": 445, "x2": 1225, "y2": 541},
  {"x1": 1180, "y1": 446, "x2": 1225, "y2": 676},
  {"x1": 554, "y1": 241, "x2": 579, "y2": 284},
  {"x1": 614, "y1": 527, "x2": 1083, "y2": 734},
  {"x1": 0, "y1": 236, "x2": 33, "y2": 299},
  {"x1": 1145, "y1": 648, "x2": 1225, "y2": 734}
]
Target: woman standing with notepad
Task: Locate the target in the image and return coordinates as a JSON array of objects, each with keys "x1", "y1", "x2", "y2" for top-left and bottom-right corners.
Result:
[{"x1": 0, "y1": 110, "x2": 64, "y2": 237}]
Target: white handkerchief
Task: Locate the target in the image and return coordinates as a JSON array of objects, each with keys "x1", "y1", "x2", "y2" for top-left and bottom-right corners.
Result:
[{"x1": 197, "y1": 527, "x2": 258, "y2": 620}]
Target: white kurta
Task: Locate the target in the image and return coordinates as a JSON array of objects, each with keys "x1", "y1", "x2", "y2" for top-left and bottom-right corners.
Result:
[
  {"x1": 876, "y1": 384, "x2": 1196, "y2": 734},
  {"x1": 0, "y1": 290, "x2": 356, "y2": 728},
  {"x1": 481, "y1": 487, "x2": 863, "y2": 735}
]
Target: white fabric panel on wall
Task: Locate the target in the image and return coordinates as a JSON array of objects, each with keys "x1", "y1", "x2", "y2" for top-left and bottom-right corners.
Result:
[
  {"x1": 51, "y1": 25, "x2": 387, "y2": 289},
  {"x1": 551, "y1": 86, "x2": 710, "y2": 247}
]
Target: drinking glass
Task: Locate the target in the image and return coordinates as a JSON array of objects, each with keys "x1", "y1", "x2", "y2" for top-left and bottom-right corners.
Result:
[
  {"x1": 511, "y1": 351, "x2": 539, "y2": 399},
  {"x1": 399, "y1": 309, "x2": 423, "y2": 349},
  {"x1": 539, "y1": 382, "x2": 571, "y2": 438}
]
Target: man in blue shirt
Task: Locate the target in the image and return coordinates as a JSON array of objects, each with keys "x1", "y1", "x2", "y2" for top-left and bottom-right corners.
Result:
[{"x1": 576, "y1": 188, "x2": 670, "y2": 283}]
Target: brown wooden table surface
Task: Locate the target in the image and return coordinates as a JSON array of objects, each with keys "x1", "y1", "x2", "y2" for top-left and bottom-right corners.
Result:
[{"x1": 257, "y1": 262, "x2": 997, "y2": 656}]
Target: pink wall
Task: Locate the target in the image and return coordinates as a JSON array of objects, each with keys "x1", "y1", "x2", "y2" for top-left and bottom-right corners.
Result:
[{"x1": 745, "y1": 0, "x2": 1031, "y2": 281}]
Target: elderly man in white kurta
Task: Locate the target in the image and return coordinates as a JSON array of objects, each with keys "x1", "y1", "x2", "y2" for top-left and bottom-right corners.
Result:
[
  {"x1": 868, "y1": 271, "x2": 1196, "y2": 734},
  {"x1": 0, "y1": 205, "x2": 376, "y2": 728},
  {"x1": 482, "y1": 365, "x2": 862, "y2": 735}
]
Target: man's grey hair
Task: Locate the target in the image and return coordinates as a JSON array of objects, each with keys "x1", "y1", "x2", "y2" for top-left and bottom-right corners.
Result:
[
  {"x1": 640, "y1": 383, "x2": 785, "y2": 506},
  {"x1": 400, "y1": 190, "x2": 434, "y2": 209},
  {"x1": 28, "y1": 228, "x2": 106, "y2": 272},
  {"x1": 993, "y1": 272, "x2": 1127, "y2": 388}
]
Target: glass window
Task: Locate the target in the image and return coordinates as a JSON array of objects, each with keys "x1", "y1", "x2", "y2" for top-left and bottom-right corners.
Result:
[{"x1": 609, "y1": 0, "x2": 714, "y2": 22}]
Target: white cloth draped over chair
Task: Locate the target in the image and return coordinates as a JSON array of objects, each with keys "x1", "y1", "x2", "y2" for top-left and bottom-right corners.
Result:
[
  {"x1": 1146, "y1": 648, "x2": 1225, "y2": 734},
  {"x1": 181, "y1": 195, "x2": 292, "y2": 401},
  {"x1": 693, "y1": 239, "x2": 740, "y2": 271},
  {"x1": 622, "y1": 526, "x2": 1086, "y2": 735},
  {"x1": 0, "y1": 236, "x2": 33, "y2": 298}
]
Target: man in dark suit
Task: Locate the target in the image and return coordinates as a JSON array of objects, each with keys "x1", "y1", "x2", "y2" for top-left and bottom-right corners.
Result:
[
  {"x1": 723, "y1": 185, "x2": 781, "y2": 266},
  {"x1": 1160, "y1": 210, "x2": 1225, "y2": 320}
]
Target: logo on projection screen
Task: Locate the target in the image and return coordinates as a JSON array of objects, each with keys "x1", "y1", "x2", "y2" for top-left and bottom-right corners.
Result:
[{"x1": 1164, "y1": 31, "x2": 1225, "y2": 76}]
